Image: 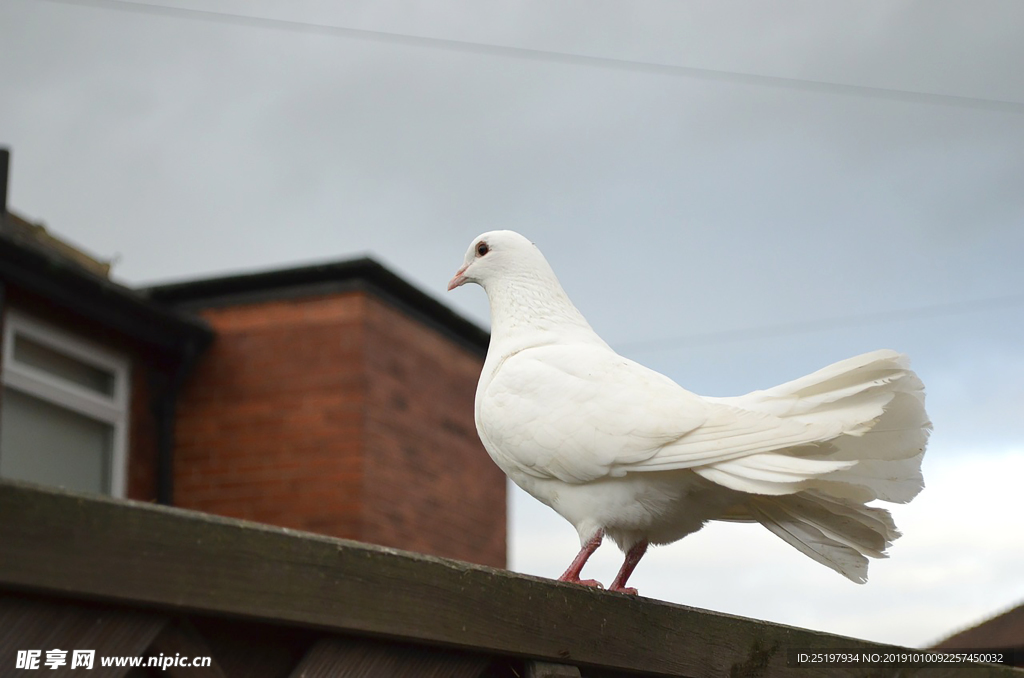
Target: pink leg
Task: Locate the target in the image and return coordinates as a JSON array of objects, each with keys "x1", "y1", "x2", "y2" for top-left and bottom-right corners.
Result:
[
  {"x1": 609, "y1": 541, "x2": 648, "y2": 595},
  {"x1": 557, "y1": 530, "x2": 604, "y2": 588}
]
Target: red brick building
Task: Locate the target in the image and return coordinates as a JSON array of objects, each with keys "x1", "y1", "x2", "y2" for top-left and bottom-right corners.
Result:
[
  {"x1": 148, "y1": 262, "x2": 503, "y2": 565},
  {"x1": 932, "y1": 602, "x2": 1024, "y2": 667},
  {"x1": 0, "y1": 150, "x2": 504, "y2": 568}
]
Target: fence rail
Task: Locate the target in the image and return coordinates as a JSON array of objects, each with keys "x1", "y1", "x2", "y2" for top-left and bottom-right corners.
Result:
[{"x1": 0, "y1": 480, "x2": 1018, "y2": 677}]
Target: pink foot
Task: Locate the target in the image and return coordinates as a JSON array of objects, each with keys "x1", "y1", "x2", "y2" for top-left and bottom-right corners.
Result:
[
  {"x1": 559, "y1": 577, "x2": 604, "y2": 589},
  {"x1": 608, "y1": 541, "x2": 647, "y2": 596},
  {"x1": 609, "y1": 586, "x2": 638, "y2": 595}
]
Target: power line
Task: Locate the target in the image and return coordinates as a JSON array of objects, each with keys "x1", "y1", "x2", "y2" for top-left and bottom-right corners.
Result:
[
  {"x1": 613, "y1": 292, "x2": 1024, "y2": 352},
  {"x1": 42, "y1": 0, "x2": 1024, "y2": 115}
]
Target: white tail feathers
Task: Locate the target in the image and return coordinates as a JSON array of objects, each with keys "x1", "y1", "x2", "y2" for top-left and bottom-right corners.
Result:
[
  {"x1": 749, "y1": 493, "x2": 900, "y2": 583},
  {"x1": 695, "y1": 454, "x2": 856, "y2": 496},
  {"x1": 703, "y1": 349, "x2": 930, "y2": 582}
]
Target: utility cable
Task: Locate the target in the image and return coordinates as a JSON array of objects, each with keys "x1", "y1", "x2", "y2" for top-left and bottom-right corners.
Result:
[{"x1": 40, "y1": 0, "x2": 1024, "y2": 115}]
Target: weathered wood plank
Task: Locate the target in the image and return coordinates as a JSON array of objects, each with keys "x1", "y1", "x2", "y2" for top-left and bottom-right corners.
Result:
[
  {"x1": 288, "y1": 636, "x2": 492, "y2": 678},
  {"x1": 146, "y1": 620, "x2": 227, "y2": 678},
  {"x1": 0, "y1": 481, "x2": 1019, "y2": 678},
  {"x1": 526, "y1": 660, "x2": 583, "y2": 677},
  {"x1": 187, "y1": 615, "x2": 315, "y2": 678},
  {"x1": 0, "y1": 594, "x2": 168, "y2": 678}
]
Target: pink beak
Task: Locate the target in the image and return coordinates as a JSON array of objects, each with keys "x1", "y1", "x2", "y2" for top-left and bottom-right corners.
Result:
[{"x1": 447, "y1": 263, "x2": 469, "y2": 291}]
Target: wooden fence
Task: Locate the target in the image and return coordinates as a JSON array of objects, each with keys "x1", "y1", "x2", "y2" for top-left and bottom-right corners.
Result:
[{"x1": 0, "y1": 480, "x2": 1019, "y2": 677}]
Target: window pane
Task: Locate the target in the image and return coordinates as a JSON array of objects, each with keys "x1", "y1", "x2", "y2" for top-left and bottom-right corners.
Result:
[
  {"x1": 13, "y1": 334, "x2": 115, "y2": 396},
  {"x1": 0, "y1": 387, "x2": 112, "y2": 494}
]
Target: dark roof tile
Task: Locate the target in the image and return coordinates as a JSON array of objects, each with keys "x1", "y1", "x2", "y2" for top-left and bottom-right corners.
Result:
[
  {"x1": 145, "y1": 257, "x2": 489, "y2": 356},
  {"x1": 932, "y1": 601, "x2": 1024, "y2": 650}
]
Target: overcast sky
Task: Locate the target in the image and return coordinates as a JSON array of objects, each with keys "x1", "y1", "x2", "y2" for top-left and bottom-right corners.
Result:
[{"x1": 2, "y1": 0, "x2": 1022, "y2": 648}]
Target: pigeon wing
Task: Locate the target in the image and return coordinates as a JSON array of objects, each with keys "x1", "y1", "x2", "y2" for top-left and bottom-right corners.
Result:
[
  {"x1": 478, "y1": 344, "x2": 707, "y2": 482},
  {"x1": 479, "y1": 344, "x2": 845, "y2": 484}
]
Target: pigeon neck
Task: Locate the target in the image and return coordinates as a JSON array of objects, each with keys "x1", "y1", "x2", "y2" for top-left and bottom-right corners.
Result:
[{"x1": 483, "y1": 272, "x2": 605, "y2": 352}]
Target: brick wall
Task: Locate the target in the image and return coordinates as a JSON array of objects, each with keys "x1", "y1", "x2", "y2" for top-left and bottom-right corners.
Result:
[
  {"x1": 362, "y1": 295, "x2": 506, "y2": 567},
  {"x1": 173, "y1": 290, "x2": 504, "y2": 567},
  {"x1": 174, "y1": 293, "x2": 366, "y2": 538}
]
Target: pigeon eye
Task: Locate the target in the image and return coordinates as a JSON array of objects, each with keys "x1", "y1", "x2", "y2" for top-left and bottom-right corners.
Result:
[{"x1": 476, "y1": 242, "x2": 489, "y2": 257}]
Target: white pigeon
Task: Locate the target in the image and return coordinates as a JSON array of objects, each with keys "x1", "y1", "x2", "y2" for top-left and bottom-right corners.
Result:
[{"x1": 448, "y1": 230, "x2": 930, "y2": 594}]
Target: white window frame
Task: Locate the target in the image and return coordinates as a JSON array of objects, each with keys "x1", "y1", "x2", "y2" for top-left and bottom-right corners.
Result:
[{"x1": 0, "y1": 309, "x2": 131, "y2": 497}]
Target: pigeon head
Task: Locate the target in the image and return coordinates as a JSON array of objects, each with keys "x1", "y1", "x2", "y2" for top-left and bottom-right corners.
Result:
[
  {"x1": 447, "y1": 230, "x2": 550, "y2": 292},
  {"x1": 447, "y1": 231, "x2": 599, "y2": 343}
]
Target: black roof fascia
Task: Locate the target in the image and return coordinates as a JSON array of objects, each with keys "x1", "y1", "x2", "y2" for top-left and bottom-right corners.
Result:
[
  {"x1": 145, "y1": 258, "x2": 490, "y2": 357},
  {"x1": 0, "y1": 229, "x2": 213, "y2": 357}
]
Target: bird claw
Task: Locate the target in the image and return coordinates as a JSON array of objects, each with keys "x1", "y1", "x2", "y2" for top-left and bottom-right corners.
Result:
[
  {"x1": 609, "y1": 586, "x2": 638, "y2": 595},
  {"x1": 559, "y1": 577, "x2": 604, "y2": 589}
]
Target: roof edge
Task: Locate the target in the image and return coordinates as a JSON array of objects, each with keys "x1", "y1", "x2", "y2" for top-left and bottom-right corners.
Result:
[
  {"x1": 930, "y1": 600, "x2": 1024, "y2": 650},
  {"x1": 0, "y1": 226, "x2": 213, "y2": 356},
  {"x1": 144, "y1": 257, "x2": 489, "y2": 356}
]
